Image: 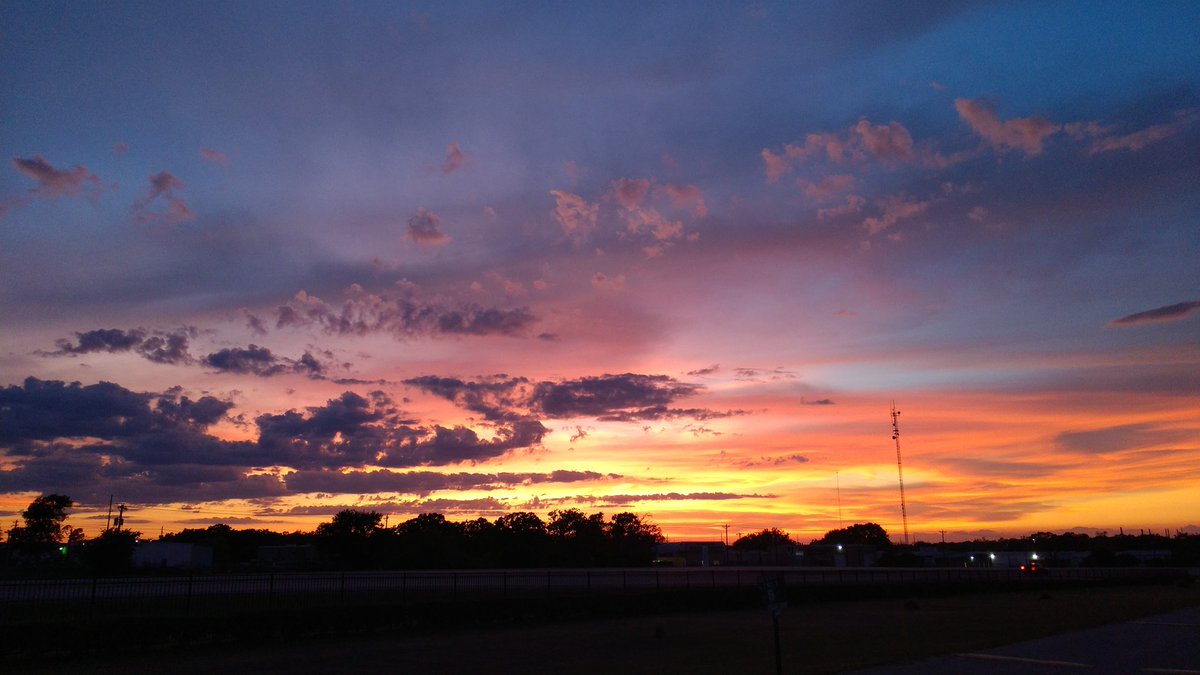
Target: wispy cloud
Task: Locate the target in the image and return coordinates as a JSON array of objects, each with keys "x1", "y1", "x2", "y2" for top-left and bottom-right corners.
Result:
[
  {"x1": 1110, "y1": 301, "x2": 1200, "y2": 327},
  {"x1": 11, "y1": 155, "x2": 101, "y2": 199}
]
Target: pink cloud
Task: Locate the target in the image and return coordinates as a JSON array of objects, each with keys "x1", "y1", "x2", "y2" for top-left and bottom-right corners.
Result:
[
  {"x1": 761, "y1": 148, "x2": 791, "y2": 183},
  {"x1": 862, "y1": 194, "x2": 930, "y2": 235},
  {"x1": 954, "y1": 98, "x2": 1060, "y2": 156},
  {"x1": 852, "y1": 119, "x2": 915, "y2": 162},
  {"x1": 442, "y1": 142, "x2": 469, "y2": 173},
  {"x1": 200, "y1": 148, "x2": 231, "y2": 165},
  {"x1": 549, "y1": 190, "x2": 599, "y2": 241},
  {"x1": 406, "y1": 208, "x2": 451, "y2": 245},
  {"x1": 658, "y1": 184, "x2": 708, "y2": 218},
  {"x1": 817, "y1": 194, "x2": 865, "y2": 221},
  {"x1": 134, "y1": 171, "x2": 195, "y2": 224},
  {"x1": 591, "y1": 272, "x2": 626, "y2": 291},
  {"x1": 1087, "y1": 110, "x2": 1198, "y2": 154},
  {"x1": 11, "y1": 155, "x2": 101, "y2": 198},
  {"x1": 801, "y1": 174, "x2": 856, "y2": 200},
  {"x1": 610, "y1": 177, "x2": 652, "y2": 210}
]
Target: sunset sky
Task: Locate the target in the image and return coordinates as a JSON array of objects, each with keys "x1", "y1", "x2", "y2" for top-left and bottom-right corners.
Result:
[{"x1": 2, "y1": 2, "x2": 1198, "y2": 543}]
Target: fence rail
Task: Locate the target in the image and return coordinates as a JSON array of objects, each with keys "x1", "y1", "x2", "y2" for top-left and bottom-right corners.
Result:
[{"x1": 0, "y1": 566, "x2": 1186, "y2": 625}]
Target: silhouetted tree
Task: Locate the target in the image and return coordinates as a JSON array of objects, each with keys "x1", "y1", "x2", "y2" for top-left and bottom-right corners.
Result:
[
  {"x1": 6, "y1": 494, "x2": 76, "y2": 558},
  {"x1": 494, "y1": 512, "x2": 550, "y2": 567},
  {"x1": 548, "y1": 509, "x2": 608, "y2": 566},
  {"x1": 732, "y1": 528, "x2": 794, "y2": 550},
  {"x1": 607, "y1": 512, "x2": 664, "y2": 565},
  {"x1": 84, "y1": 529, "x2": 141, "y2": 574},
  {"x1": 316, "y1": 509, "x2": 384, "y2": 568},
  {"x1": 395, "y1": 513, "x2": 465, "y2": 568},
  {"x1": 814, "y1": 522, "x2": 893, "y2": 548}
]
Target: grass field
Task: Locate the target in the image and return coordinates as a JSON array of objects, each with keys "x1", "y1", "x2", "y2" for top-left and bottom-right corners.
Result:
[{"x1": 12, "y1": 580, "x2": 1200, "y2": 674}]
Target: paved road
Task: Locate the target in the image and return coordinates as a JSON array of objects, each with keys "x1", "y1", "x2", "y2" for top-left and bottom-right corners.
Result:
[{"x1": 847, "y1": 605, "x2": 1200, "y2": 674}]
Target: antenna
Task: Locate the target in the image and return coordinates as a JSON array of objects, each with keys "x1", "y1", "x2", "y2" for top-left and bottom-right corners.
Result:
[{"x1": 891, "y1": 402, "x2": 910, "y2": 545}]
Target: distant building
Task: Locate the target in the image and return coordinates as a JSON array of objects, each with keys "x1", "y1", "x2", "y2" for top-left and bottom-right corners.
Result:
[
  {"x1": 133, "y1": 541, "x2": 213, "y2": 569},
  {"x1": 257, "y1": 544, "x2": 319, "y2": 569},
  {"x1": 803, "y1": 544, "x2": 880, "y2": 567},
  {"x1": 654, "y1": 541, "x2": 727, "y2": 566}
]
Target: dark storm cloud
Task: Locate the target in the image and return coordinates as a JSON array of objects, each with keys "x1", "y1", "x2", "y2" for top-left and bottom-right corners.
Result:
[
  {"x1": 49, "y1": 327, "x2": 195, "y2": 365},
  {"x1": 274, "y1": 287, "x2": 537, "y2": 339},
  {"x1": 202, "y1": 344, "x2": 326, "y2": 378},
  {"x1": 1109, "y1": 301, "x2": 1200, "y2": 326},
  {"x1": 0, "y1": 377, "x2": 561, "y2": 505},
  {"x1": 405, "y1": 372, "x2": 746, "y2": 424}
]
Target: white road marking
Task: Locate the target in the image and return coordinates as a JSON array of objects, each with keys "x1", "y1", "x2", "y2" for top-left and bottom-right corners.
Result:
[{"x1": 958, "y1": 652, "x2": 1091, "y2": 668}]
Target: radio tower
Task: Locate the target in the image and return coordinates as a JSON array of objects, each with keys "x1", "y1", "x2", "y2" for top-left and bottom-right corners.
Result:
[{"x1": 891, "y1": 402, "x2": 910, "y2": 545}]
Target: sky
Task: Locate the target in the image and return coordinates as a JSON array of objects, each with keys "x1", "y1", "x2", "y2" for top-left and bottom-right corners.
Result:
[{"x1": 2, "y1": 1, "x2": 1198, "y2": 543}]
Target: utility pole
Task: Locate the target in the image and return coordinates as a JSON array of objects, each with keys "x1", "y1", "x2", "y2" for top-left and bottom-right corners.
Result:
[
  {"x1": 114, "y1": 503, "x2": 127, "y2": 531},
  {"x1": 891, "y1": 402, "x2": 910, "y2": 546},
  {"x1": 105, "y1": 495, "x2": 114, "y2": 532},
  {"x1": 721, "y1": 523, "x2": 730, "y2": 546}
]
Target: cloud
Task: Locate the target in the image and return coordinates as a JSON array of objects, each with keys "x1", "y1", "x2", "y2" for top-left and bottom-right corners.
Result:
[
  {"x1": 549, "y1": 190, "x2": 599, "y2": 242},
  {"x1": 406, "y1": 208, "x2": 450, "y2": 245},
  {"x1": 1109, "y1": 301, "x2": 1200, "y2": 327},
  {"x1": 49, "y1": 327, "x2": 194, "y2": 365},
  {"x1": 441, "y1": 141, "x2": 469, "y2": 173},
  {"x1": 852, "y1": 119, "x2": 914, "y2": 162},
  {"x1": 568, "y1": 491, "x2": 777, "y2": 506},
  {"x1": 658, "y1": 184, "x2": 708, "y2": 218},
  {"x1": 0, "y1": 377, "x2": 559, "y2": 506},
  {"x1": 801, "y1": 174, "x2": 856, "y2": 201},
  {"x1": 763, "y1": 119, "x2": 917, "y2": 182},
  {"x1": 199, "y1": 148, "x2": 230, "y2": 165},
  {"x1": 862, "y1": 194, "x2": 930, "y2": 235},
  {"x1": 954, "y1": 98, "x2": 1060, "y2": 156},
  {"x1": 11, "y1": 155, "x2": 101, "y2": 199},
  {"x1": 611, "y1": 177, "x2": 651, "y2": 210},
  {"x1": 591, "y1": 272, "x2": 625, "y2": 291},
  {"x1": 274, "y1": 286, "x2": 538, "y2": 339},
  {"x1": 1085, "y1": 109, "x2": 1199, "y2": 154},
  {"x1": 406, "y1": 372, "x2": 745, "y2": 425},
  {"x1": 761, "y1": 148, "x2": 791, "y2": 183},
  {"x1": 201, "y1": 344, "x2": 328, "y2": 379},
  {"x1": 283, "y1": 468, "x2": 615, "y2": 496},
  {"x1": 134, "y1": 171, "x2": 195, "y2": 224},
  {"x1": 817, "y1": 194, "x2": 865, "y2": 221},
  {"x1": 1056, "y1": 423, "x2": 1194, "y2": 455}
]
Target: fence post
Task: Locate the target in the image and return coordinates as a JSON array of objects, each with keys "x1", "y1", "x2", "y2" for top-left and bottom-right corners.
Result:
[
  {"x1": 268, "y1": 573, "x2": 275, "y2": 610},
  {"x1": 186, "y1": 575, "x2": 193, "y2": 616},
  {"x1": 340, "y1": 572, "x2": 346, "y2": 606}
]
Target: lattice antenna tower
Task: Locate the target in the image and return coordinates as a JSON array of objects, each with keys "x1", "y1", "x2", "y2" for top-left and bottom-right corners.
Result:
[{"x1": 891, "y1": 402, "x2": 910, "y2": 545}]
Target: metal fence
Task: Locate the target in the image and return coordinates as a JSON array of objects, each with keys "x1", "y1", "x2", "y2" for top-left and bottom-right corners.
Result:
[{"x1": 0, "y1": 565, "x2": 1187, "y2": 625}]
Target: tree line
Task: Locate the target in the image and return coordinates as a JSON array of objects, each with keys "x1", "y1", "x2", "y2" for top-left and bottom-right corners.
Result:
[{"x1": 4, "y1": 494, "x2": 1199, "y2": 573}]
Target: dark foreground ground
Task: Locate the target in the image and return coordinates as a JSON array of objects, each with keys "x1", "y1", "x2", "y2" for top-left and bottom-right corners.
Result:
[{"x1": 10, "y1": 580, "x2": 1199, "y2": 674}]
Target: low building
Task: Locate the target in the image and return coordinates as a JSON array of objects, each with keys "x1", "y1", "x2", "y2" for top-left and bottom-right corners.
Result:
[
  {"x1": 653, "y1": 541, "x2": 727, "y2": 566},
  {"x1": 257, "y1": 544, "x2": 319, "y2": 569},
  {"x1": 133, "y1": 541, "x2": 213, "y2": 569}
]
